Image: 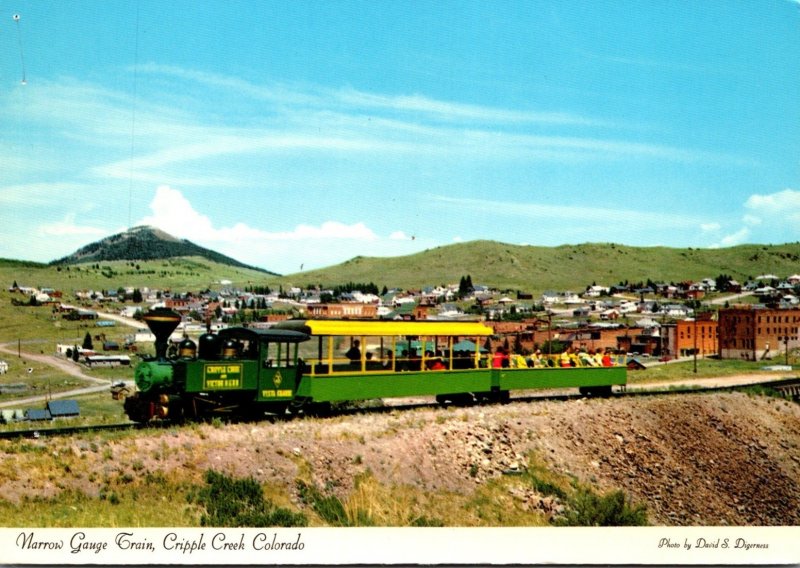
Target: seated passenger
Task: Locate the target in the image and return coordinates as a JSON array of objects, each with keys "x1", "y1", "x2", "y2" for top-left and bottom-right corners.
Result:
[
  {"x1": 345, "y1": 340, "x2": 361, "y2": 364},
  {"x1": 580, "y1": 349, "x2": 599, "y2": 367},
  {"x1": 527, "y1": 349, "x2": 544, "y2": 368},
  {"x1": 492, "y1": 347, "x2": 505, "y2": 368},
  {"x1": 560, "y1": 347, "x2": 576, "y2": 367}
]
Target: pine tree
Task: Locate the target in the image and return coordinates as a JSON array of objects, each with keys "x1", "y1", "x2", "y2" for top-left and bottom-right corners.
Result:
[{"x1": 82, "y1": 332, "x2": 93, "y2": 350}]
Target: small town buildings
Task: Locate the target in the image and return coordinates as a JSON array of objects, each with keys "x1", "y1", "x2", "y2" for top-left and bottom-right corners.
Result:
[{"x1": 718, "y1": 306, "x2": 800, "y2": 360}]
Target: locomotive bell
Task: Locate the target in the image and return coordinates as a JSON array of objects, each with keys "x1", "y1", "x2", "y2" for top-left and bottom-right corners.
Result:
[{"x1": 142, "y1": 308, "x2": 182, "y2": 359}]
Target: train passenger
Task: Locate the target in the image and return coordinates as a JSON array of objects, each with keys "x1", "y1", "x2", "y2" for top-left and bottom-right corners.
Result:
[
  {"x1": 560, "y1": 347, "x2": 576, "y2": 367},
  {"x1": 579, "y1": 349, "x2": 599, "y2": 367},
  {"x1": 492, "y1": 347, "x2": 510, "y2": 368},
  {"x1": 408, "y1": 349, "x2": 422, "y2": 371},
  {"x1": 601, "y1": 349, "x2": 613, "y2": 367},
  {"x1": 345, "y1": 340, "x2": 361, "y2": 363},
  {"x1": 526, "y1": 349, "x2": 542, "y2": 368},
  {"x1": 427, "y1": 358, "x2": 446, "y2": 370},
  {"x1": 492, "y1": 347, "x2": 503, "y2": 368},
  {"x1": 510, "y1": 353, "x2": 527, "y2": 368}
]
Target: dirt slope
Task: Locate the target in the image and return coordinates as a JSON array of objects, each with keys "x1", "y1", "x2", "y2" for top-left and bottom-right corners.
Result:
[
  {"x1": 3, "y1": 391, "x2": 798, "y2": 526},
  {"x1": 190, "y1": 391, "x2": 800, "y2": 525}
]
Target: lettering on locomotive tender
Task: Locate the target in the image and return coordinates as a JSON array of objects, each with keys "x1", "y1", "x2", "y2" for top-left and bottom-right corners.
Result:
[
  {"x1": 262, "y1": 389, "x2": 293, "y2": 398},
  {"x1": 203, "y1": 364, "x2": 243, "y2": 389}
]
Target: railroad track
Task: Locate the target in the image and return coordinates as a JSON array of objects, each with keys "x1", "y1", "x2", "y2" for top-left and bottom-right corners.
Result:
[{"x1": 1, "y1": 377, "x2": 797, "y2": 440}]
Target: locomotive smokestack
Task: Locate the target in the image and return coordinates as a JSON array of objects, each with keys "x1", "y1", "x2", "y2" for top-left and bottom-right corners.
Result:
[{"x1": 142, "y1": 308, "x2": 182, "y2": 359}]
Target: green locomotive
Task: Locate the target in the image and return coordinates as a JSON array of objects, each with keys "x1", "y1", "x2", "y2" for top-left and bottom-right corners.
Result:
[
  {"x1": 123, "y1": 309, "x2": 309, "y2": 422},
  {"x1": 123, "y1": 309, "x2": 626, "y2": 422}
]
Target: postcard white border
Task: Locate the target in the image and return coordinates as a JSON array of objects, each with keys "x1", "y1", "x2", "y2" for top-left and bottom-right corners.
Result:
[{"x1": 2, "y1": 526, "x2": 798, "y2": 565}]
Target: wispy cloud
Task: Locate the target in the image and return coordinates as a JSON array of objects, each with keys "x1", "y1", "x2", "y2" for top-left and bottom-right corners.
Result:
[
  {"x1": 3, "y1": 68, "x2": 745, "y2": 198},
  {"x1": 140, "y1": 64, "x2": 612, "y2": 127},
  {"x1": 719, "y1": 228, "x2": 751, "y2": 247},
  {"x1": 38, "y1": 214, "x2": 108, "y2": 237},
  {"x1": 432, "y1": 195, "x2": 705, "y2": 229}
]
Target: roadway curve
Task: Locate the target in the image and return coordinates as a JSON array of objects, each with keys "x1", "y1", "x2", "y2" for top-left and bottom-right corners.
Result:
[
  {"x1": 0, "y1": 342, "x2": 114, "y2": 409},
  {"x1": 0, "y1": 311, "x2": 143, "y2": 409}
]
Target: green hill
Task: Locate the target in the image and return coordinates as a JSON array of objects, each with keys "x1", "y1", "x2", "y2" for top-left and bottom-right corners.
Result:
[
  {"x1": 274, "y1": 240, "x2": 800, "y2": 293},
  {"x1": 50, "y1": 225, "x2": 277, "y2": 275},
  {"x1": 5, "y1": 240, "x2": 800, "y2": 296},
  {"x1": 1, "y1": 257, "x2": 273, "y2": 292}
]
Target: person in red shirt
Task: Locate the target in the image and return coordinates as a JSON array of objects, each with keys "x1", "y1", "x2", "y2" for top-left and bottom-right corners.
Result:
[{"x1": 492, "y1": 347, "x2": 510, "y2": 368}]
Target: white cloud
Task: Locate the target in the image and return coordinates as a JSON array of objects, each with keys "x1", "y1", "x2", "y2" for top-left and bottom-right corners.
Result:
[
  {"x1": 38, "y1": 214, "x2": 107, "y2": 237},
  {"x1": 743, "y1": 214, "x2": 762, "y2": 226},
  {"x1": 719, "y1": 228, "x2": 751, "y2": 247},
  {"x1": 700, "y1": 223, "x2": 721, "y2": 232},
  {"x1": 745, "y1": 188, "x2": 800, "y2": 221},
  {"x1": 136, "y1": 186, "x2": 422, "y2": 273},
  {"x1": 452, "y1": 236, "x2": 464, "y2": 243}
]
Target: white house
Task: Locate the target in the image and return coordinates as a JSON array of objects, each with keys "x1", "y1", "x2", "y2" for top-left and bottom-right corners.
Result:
[
  {"x1": 583, "y1": 285, "x2": 610, "y2": 298},
  {"x1": 541, "y1": 291, "x2": 560, "y2": 304}
]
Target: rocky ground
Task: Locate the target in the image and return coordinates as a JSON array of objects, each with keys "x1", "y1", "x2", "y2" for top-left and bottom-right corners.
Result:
[{"x1": 4, "y1": 387, "x2": 797, "y2": 526}]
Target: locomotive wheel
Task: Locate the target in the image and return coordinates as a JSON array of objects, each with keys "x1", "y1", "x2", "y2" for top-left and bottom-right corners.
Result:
[
  {"x1": 474, "y1": 390, "x2": 510, "y2": 404},
  {"x1": 579, "y1": 385, "x2": 613, "y2": 397},
  {"x1": 306, "y1": 401, "x2": 332, "y2": 417},
  {"x1": 123, "y1": 394, "x2": 153, "y2": 423},
  {"x1": 288, "y1": 398, "x2": 310, "y2": 416},
  {"x1": 436, "y1": 393, "x2": 474, "y2": 406}
]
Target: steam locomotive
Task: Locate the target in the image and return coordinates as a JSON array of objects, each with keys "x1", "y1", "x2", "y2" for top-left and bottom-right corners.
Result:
[{"x1": 122, "y1": 309, "x2": 309, "y2": 422}]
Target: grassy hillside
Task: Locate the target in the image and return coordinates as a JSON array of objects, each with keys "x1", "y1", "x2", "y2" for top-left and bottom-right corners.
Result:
[
  {"x1": 273, "y1": 240, "x2": 800, "y2": 293},
  {"x1": 1, "y1": 257, "x2": 273, "y2": 293},
  {"x1": 5, "y1": 241, "x2": 800, "y2": 297}
]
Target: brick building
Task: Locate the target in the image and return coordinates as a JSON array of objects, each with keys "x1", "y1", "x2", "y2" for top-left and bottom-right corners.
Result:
[
  {"x1": 486, "y1": 320, "x2": 637, "y2": 355},
  {"x1": 663, "y1": 315, "x2": 719, "y2": 358},
  {"x1": 718, "y1": 306, "x2": 800, "y2": 361},
  {"x1": 306, "y1": 303, "x2": 378, "y2": 319}
]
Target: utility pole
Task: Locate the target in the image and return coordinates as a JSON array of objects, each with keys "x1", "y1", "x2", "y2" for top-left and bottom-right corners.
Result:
[
  {"x1": 784, "y1": 335, "x2": 790, "y2": 366},
  {"x1": 693, "y1": 315, "x2": 698, "y2": 374}
]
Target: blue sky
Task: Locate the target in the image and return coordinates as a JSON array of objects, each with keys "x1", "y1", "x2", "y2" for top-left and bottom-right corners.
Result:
[{"x1": 1, "y1": 1, "x2": 799, "y2": 274}]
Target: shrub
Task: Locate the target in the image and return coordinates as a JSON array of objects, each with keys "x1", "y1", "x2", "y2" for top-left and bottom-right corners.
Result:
[
  {"x1": 410, "y1": 515, "x2": 445, "y2": 527},
  {"x1": 557, "y1": 488, "x2": 647, "y2": 526},
  {"x1": 296, "y1": 480, "x2": 350, "y2": 526},
  {"x1": 197, "y1": 470, "x2": 307, "y2": 527}
]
